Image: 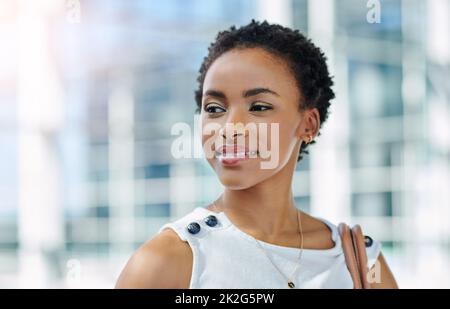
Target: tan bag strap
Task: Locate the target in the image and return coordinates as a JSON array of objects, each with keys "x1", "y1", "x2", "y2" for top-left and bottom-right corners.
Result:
[{"x1": 338, "y1": 223, "x2": 371, "y2": 289}]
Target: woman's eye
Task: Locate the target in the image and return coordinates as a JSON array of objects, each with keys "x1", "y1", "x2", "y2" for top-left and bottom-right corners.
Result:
[
  {"x1": 249, "y1": 103, "x2": 273, "y2": 112},
  {"x1": 204, "y1": 104, "x2": 226, "y2": 113}
]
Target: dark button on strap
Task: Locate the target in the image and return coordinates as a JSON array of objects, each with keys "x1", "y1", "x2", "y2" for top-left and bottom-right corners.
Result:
[
  {"x1": 204, "y1": 215, "x2": 218, "y2": 227},
  {"x1": 186, "y1": 222, "x2": 201, "y2": 234},
  {"x1": 364, "y1": 235, "x2": 373, "y2": 248}
]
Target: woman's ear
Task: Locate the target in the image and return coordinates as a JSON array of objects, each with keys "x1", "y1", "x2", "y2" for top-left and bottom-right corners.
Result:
[{"x1": 296, "y1": 108, "x2": 321, "y2": 143}]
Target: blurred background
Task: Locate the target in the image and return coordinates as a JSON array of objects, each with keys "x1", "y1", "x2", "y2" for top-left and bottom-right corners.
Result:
[{"x1": 0, "y1": 0, "x2": 449, "y2": 288}]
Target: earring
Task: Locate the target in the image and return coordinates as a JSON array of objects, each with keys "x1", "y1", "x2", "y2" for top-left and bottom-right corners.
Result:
[{"x1": 304, "y1": 135, "x2": 313, "y2": 144}]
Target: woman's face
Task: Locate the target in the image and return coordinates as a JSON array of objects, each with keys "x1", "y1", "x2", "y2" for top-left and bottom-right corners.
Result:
[{"x1": 200, "y1": 47, "x2": 307, "y2": 190}]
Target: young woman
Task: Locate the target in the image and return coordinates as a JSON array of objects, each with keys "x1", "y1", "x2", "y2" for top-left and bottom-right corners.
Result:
[{"x1": 116, "y1": 20, "x2": 398, "y2": 289}]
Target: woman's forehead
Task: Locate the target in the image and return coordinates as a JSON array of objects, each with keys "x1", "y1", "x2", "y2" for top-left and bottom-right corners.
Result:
[{"x1": 203, "y1": 48, "x2": 298, "y2": 98}]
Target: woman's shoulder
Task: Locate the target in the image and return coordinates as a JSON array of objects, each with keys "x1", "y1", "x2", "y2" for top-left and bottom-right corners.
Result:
[
  {"x1": 305, "y1": 212, "x2": 383, "y2": 268},
  {"x1": 115, "y1": 207, "x2": 211, "y2": 289},
  {"x1": 300, "y1": 211, "x2": 338, "y2": 250},
  {"x1": 115, "y1": 228, "x2": 193, "y2": 289}
]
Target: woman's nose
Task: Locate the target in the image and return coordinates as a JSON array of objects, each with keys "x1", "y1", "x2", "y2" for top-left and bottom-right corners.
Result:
[
  {"x1": 220, "y1": 107, "x2": 248, "y2": 141},
  {"x1": 221, "y1": 129, "x2": 244, "y2": 140},
  {"x1": 226, "y1": 107, "x2": 247, "y2": 125}
]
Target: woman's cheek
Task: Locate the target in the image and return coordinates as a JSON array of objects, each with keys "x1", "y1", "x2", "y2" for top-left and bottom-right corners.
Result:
[
  {"x1": 201, "y1": 118, "x2": 223, "y2": 159},
  {"x1": 266, "y1": 121, "x2": 296, "y2": 169}
]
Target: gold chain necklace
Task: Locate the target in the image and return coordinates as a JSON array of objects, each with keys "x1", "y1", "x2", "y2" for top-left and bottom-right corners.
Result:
[{"x1": 211, "y1": 201, "x2": 304, "y2": 289}]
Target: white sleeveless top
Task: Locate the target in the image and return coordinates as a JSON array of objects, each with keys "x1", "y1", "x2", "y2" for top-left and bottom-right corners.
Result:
[{"x1": 157, "y1": 207, "x2": 381, "y2": 289}]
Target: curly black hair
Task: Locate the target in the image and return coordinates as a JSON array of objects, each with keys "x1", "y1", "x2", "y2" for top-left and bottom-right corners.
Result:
[{"x1": 194, "y1": 19, "x2": 335, "y2": 162}]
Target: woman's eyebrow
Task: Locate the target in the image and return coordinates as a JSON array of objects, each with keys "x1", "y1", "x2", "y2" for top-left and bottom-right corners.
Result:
[
  {"x1": 203, "y1": 87, "x2": 280, "y2": 99},
  {"x1": 203, "y1": 89, "x2": 226, "y2": 99},
  {"x1": 243, "y1": 87, "x2": 280, "y2": 98}
]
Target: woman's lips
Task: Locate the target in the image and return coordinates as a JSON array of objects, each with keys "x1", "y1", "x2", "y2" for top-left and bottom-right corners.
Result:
[{"x1": 215, "y1": 145, "x2": 258, "y2": 166}]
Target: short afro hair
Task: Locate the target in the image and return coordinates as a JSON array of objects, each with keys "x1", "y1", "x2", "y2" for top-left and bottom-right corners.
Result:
[{"x1": 194, "y1": 19, "x2": 335, "y2": 162}]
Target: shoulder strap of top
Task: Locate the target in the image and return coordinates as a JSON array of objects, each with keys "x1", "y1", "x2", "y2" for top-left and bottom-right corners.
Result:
[{"x1": 338, "y1": 223, "x2": 371, "y2": 289}]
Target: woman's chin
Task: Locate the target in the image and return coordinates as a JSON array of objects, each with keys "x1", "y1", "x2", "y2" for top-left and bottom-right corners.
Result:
[{"x1": 217, "y1": 175, "x2": 255, "y2": 191}]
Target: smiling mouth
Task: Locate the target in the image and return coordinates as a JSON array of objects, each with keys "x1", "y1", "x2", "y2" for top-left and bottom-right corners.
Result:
[
  {"x1": 215, "y1": 145, "x2": 258, "y2": 165},
  {"x1": 215, "y1": 150, "x2": 258, "y2": 158}
]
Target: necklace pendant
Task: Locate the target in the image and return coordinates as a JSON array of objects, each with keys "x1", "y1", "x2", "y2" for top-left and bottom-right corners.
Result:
[{"x1": 288, "y1": 281, "x2": 295, "y2": 288}]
